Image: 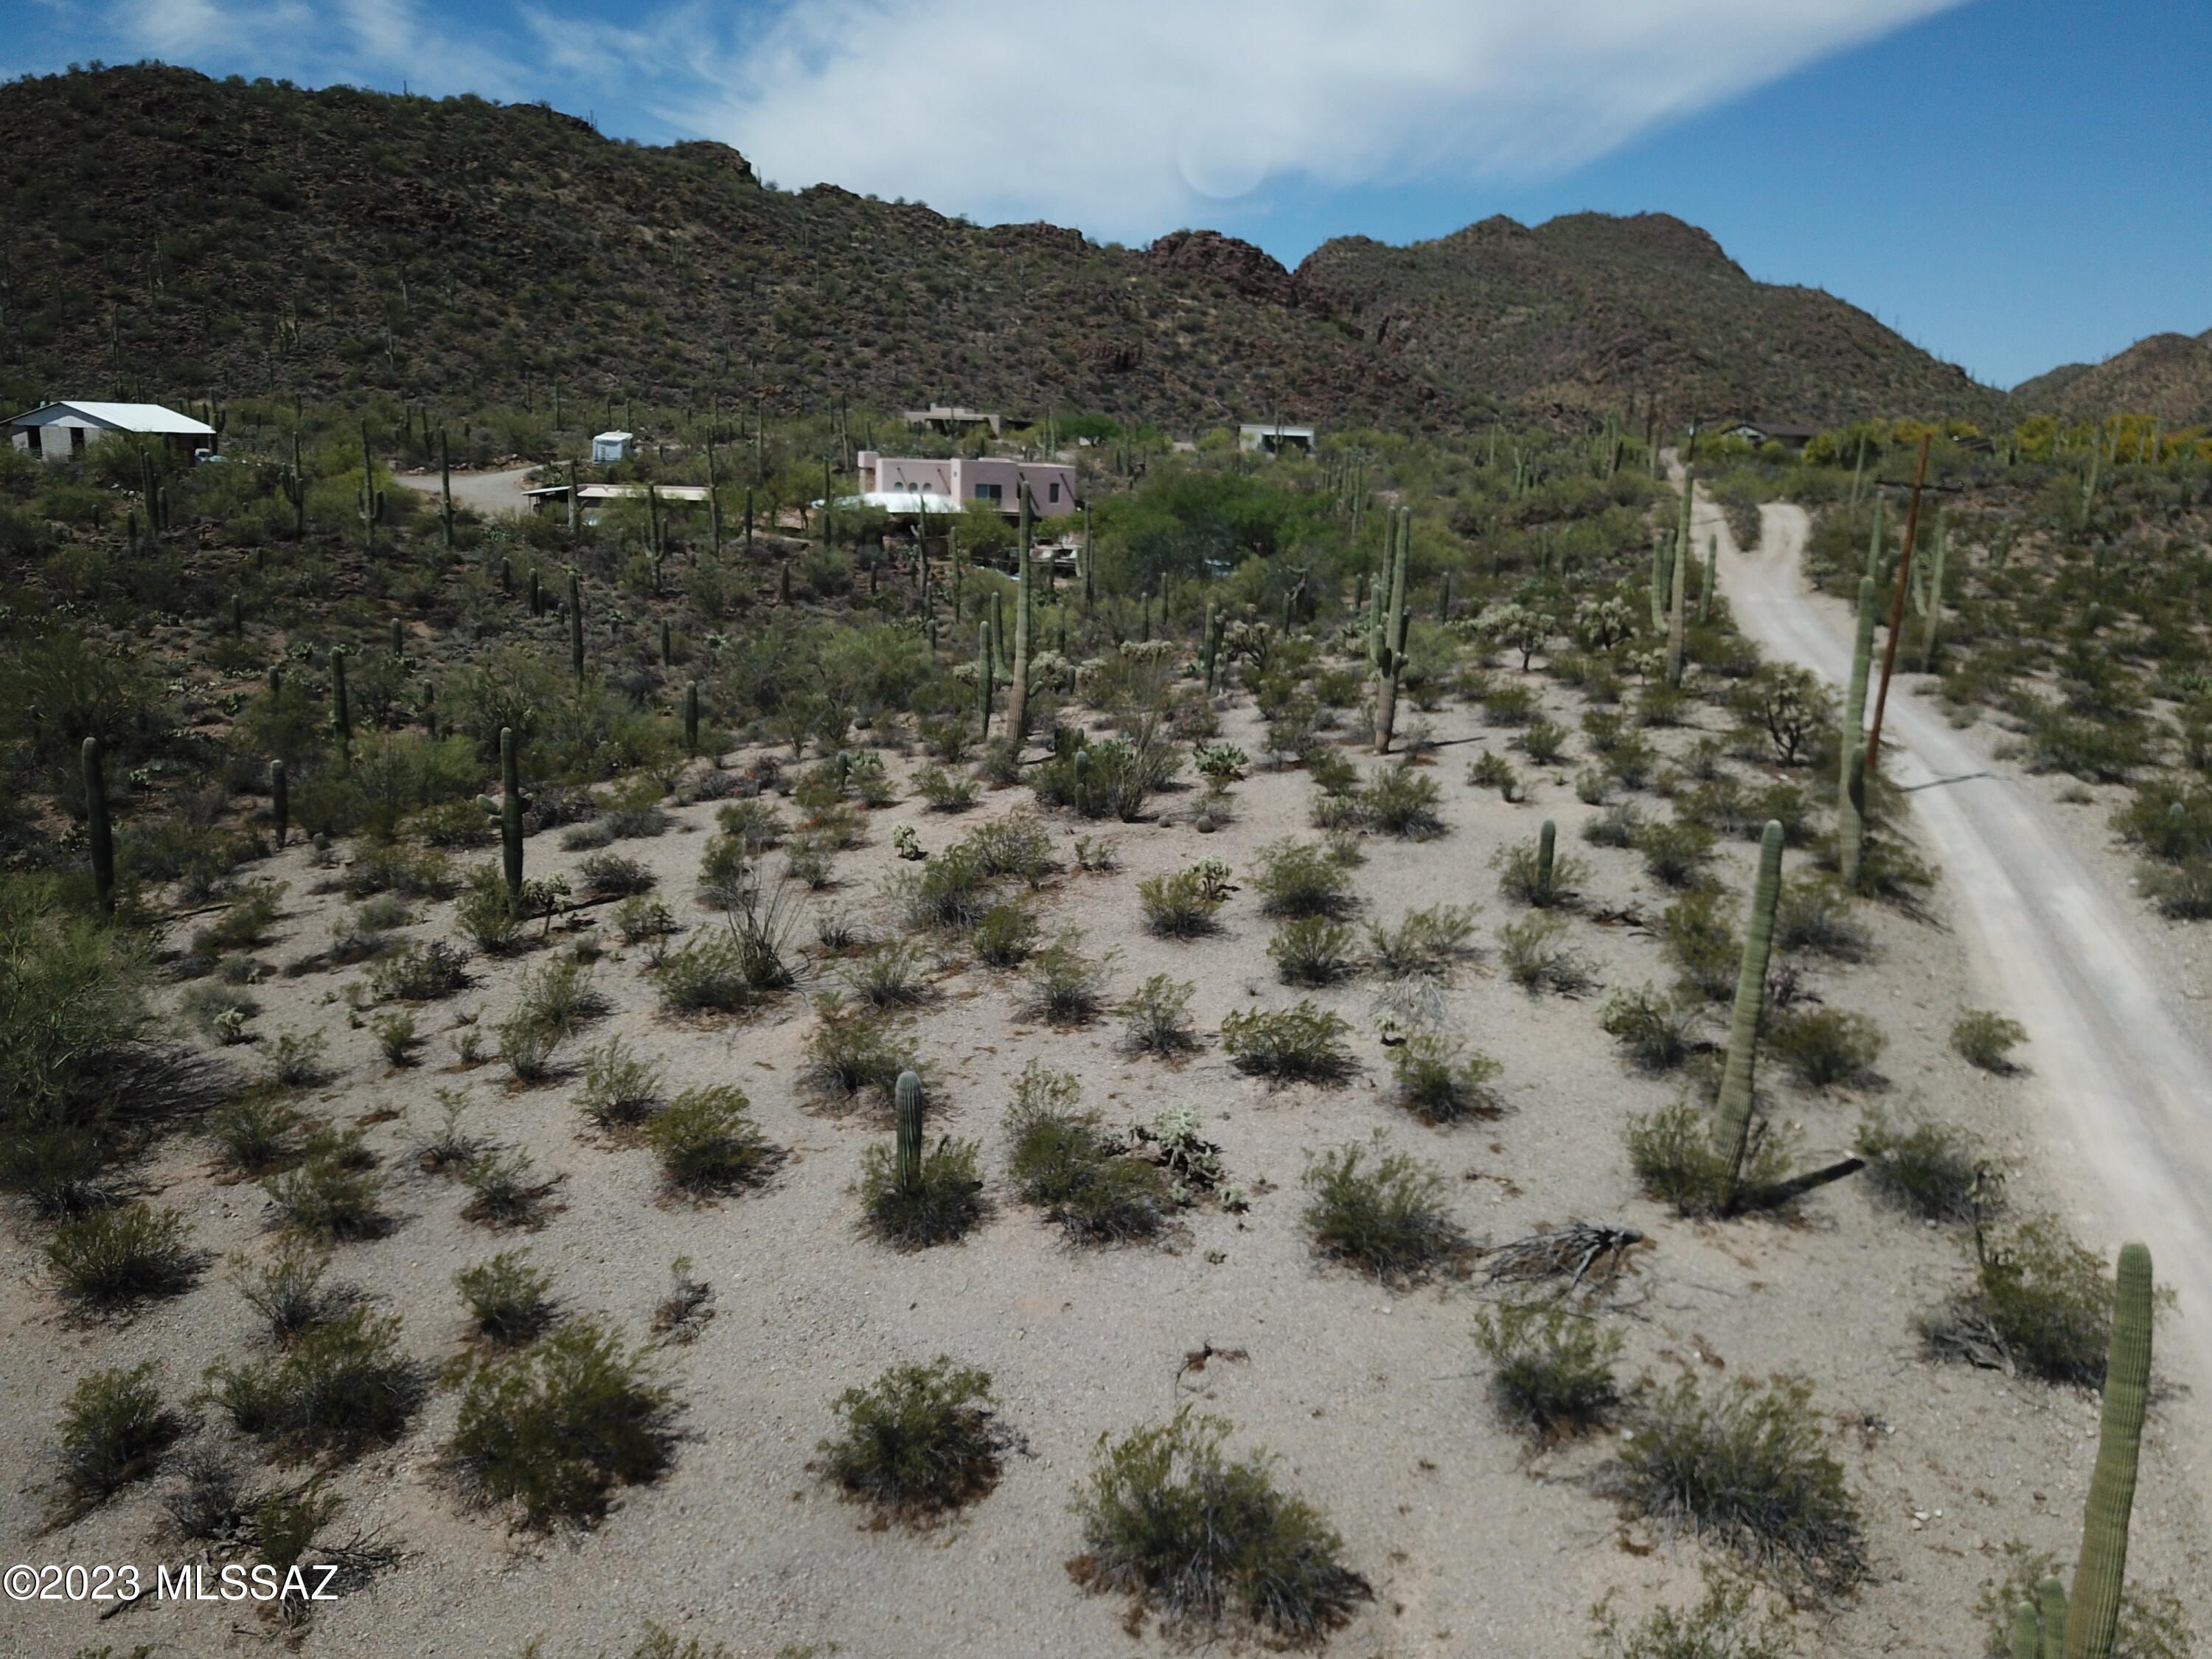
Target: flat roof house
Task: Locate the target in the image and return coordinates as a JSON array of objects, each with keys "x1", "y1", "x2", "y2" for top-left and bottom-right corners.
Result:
[
  {"x1": 856, "y1": 451, "x2": 1078, "y2": 518},
  {"x1": 1239, "y1": 422, "x2": 1316, "y2": 455},
  {"x1": 6, "y1": 400, "x2": 215, "y2": 462},
  {"x1": 900, "y1": 404, "x2": 1004, "y2": 439}
]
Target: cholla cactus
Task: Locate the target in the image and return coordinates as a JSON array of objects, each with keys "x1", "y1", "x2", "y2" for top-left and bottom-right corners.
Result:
[
  {"x1": 1185, "y1": 856, "x2": 1236, "y2": 902},
  {"x1": 1476, "y1": 602, "x2": 1559, "y2": 671},
  {"x1": 891, "y1": 822, "x2": 925, "y2": 861},
  {"x1": 1571, "y1": 596, "x2": 1638, "y2": 652},
  {"x1": 1374, "y1": 1011, "x2": 1410, "y2": 1047}
]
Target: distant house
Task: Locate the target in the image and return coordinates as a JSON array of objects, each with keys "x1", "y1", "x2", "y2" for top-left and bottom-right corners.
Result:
[
  {"x1": 1725, "y1": 420, "x2": 1819, "y2": 451},
  {"x1": 521, "y1": 481, "x2": 709, "y2": 524},
  {"x1": 1239, "y1": 422, "x2": 1316, "y2": 456},
  {"x1": 591, "y1": 430, "x2": 634, "y2": 462},
  {"x1": 855, "y1": 451, "x2": 1077, "y2": 518},
  {"x1": 900, "y1": 404, "x2": 1004, "y2": 439},
  {"x1": 5, "y1": 400, "x2": 215, "y2": 463}
]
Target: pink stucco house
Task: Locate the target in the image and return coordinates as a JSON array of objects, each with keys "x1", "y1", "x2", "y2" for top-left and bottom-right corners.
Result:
[{"x1": 855, "y1": 451, "x2": 1079, "y2": 518}]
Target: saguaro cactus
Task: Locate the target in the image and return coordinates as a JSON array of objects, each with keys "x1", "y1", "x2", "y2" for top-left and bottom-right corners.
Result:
[
  {"x1": 500, "y1": 726, "x2": 524, "y2": 900},
  {"x1": 568, "y1": 571, "x2": 585, "y2": 681},
  {"x1": 1536, "y1": 818, "x2": 1557, "y2": 904},
  {"x1": 1200, "y1": 599, "x2": 1219, "y2": 692},
  {"x1": 1919, "y1": 515, "x2": 1949, "y2": 674},
  {"x1": 661, "y1": 619, "x2": 673, "y2": 667},
  {"x1": 1840, "y1": 576, "x2": 1878, "y2": 885},
  {"x1": 358, "y1": 421, "x2": 383, "y2": 553},
  {"x1": 1372, "y1": 507, "x2": 1412, "y2": 754},
  {"x1": 82, "y1": 737, "x2": 114, "y2": 914},
  {"x1": 438, "y1": 425, "x2": 455, "y2": 552},
  {"x1": 1665, "y1": 512, "x2": 1689, "y2": 689},
  {"x1": 975, "y1": 620, "x2": 994, "y2": 740},
  {"x1": 2062, "y1": 1242, "x2": 2154, "y2": 1659},
  {"x1": 330, "y1": 650, "x2": 352, "y2": 747},
  {"x1": 1712, "y1": 820, "x2": 1784, "y2": 1204},
  {"x1": 270, "y1": 758, "x2": 289, "y2": 849},
  {"x1": 894, "y1": 1070, "x2": 924, "y2": 1195},
  {"x1": 684, "y1": 681, "x2": 700, "y2": 756},
  {"x1": 1007, "y1": 486, "x2": 1034, "y2": 744},
  {"x1": 1699, "y1": 533, "x2": 1717, "y2": 623}
]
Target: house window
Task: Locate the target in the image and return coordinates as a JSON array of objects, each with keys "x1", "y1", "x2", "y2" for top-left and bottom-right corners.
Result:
[
  {"x1": 974, "y1": 482, "x2": 1003, "y2": 502},
  {"x1": 70, "y1": 426, "x2": 87, "y2": 453},
  {"x1": 1048, "y1": 481, "x2": 1061, "y2": 503}
]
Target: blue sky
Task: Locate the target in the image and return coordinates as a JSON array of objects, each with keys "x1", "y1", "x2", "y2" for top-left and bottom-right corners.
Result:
[{"x1": 10, "y1": 0, "x2": 2206, "y2": 390}]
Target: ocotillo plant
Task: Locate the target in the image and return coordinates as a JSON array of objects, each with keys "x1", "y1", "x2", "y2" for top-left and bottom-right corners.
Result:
[
  {"x1": 894, "y1": 1071, "x2": 924, "y2": 1195},
  {"x1": 500, "y1": 727, "x2": 524, "y2": 900},
  {"x1": 271, "y1": 758, "x2": 289, "y2": 849},
  {"x1": 2062, "y1": 1242, "x2": 2154, "y2": 1659},
  {"x1": 975, "y1": 620, "x2": 994, "y2": 740},
  {"x1": 1372, "y1": 507, "x2": 1411, "y2": 754},
  {"x1": 330, "y1": 650, "x2": 352, "y2": 748},
  {"x1": 82, "y1": 737, "x2": 114, "y2": 914},
  {"x1": 1712, "y1": 821, "x2": 1784, "y2": 1206},
  {"x1": 684, "y1": 682, "x2": 700, "y2": 756},
  {"x1": 1838, "y1": 577, "x2": 1878, "y2": 886},
  {"x1": 1006, "y1": 487, "x2": 1034, "y2": 744},
  {"x1": 568, "y1": 571, "x2": 585, "y2": 682}
]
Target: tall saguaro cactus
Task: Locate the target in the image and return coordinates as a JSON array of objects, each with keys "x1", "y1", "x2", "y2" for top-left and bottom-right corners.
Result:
[
  {"x1": 894, "y1": 1071, "x2": 924, "y2": 1195},
  {"x1": 2062, "y1": 1242, "x2": 2154, "y2": 1659},
  {"x1": 270, "y1": 758, "x2": 289, "y2": 849},
  {"x1": 1200, "y1": 599, "x2": 1219, "y2": 692},
  {"x1": 330, "y1": 650, "x2": 352, "y2": 748},
  {"x1": 1919, "y1": 515, "x2": 1950, "y2": 674},
  {"x1": 1839, "y1": 576, "x2": 1878, "y2": 886},
  {"x1": 1713, "y1": 820, "x2": 1784, "y2": 1206},
  {"x1": 358, "y1": 420, "x2": 383, "y2": 554},
  {"x1": 684, "y1": 681, "x2": 700, "y2": 757},
  {"x1": 1665, "y1": 511, "x2": 1690, "y2": 689},
  {"x1": 1699, "y1": 533, "x2": 1717, "y2": 623},
  {"x1": 82, "y1": 737, "x2": 114, "y2": 914},
  {"x1": 568, "y1": 570, "x2": 585, "y2": 682},
  {"x1": 438, "y1": 425, "x2": 455, "y2": 552},
  {"x1": 1372, "y1": 507, "x2": 1412, "y2": 754},
  {"x1": 1536, "y1": 818, "x2": 1557, "y2": 904},
  {"x1": 975, "y1": 620, "x2": 994, "y2": 741},
  {"x1": 500, "y1": 726, "x2": 524, "y2": 901},
  {"x1": 1006, "y1": 485, "x2": 1034, "y2": 745}
]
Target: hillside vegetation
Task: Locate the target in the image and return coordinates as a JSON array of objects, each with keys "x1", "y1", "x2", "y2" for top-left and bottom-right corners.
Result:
[{"x1": 2, "y1": 63, "x2": 2004, "y2": 431}]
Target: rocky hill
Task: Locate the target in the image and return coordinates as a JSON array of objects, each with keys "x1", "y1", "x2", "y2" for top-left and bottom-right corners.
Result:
[
  {"x1": 0, "y1": 63, "x2": 2005, "y2": 432},
  {"x1": 2013, "y1": 330, "x2": 2212, "y2": 427}
]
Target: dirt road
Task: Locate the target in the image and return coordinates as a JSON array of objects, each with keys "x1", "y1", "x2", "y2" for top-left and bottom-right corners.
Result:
[
  {"x1": 1710, "y1": 492, "x2": 2212, "y2": 1398},
  {"x1": 393, "y1": 463, "x2": 535, "y2": 517}
]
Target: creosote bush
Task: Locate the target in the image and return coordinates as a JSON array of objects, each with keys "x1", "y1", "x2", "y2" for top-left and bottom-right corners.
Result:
[
  {"x1": 206, "y1": 1305, "x2": 430, "y2": 1461},
  {"x1": 1587, "y1": 1571, "x2": 1797, "y2": 1659},
  {"x1": 578, "y1": 1037, "x2": 664, "y2": 1128},
  {"x1": 45, "y1": 1201, "x2": 204, "y2": 1307},
  {"x1": 1268, "y1": 917, "x2": 1357, "y2": 987},
  {"x1": 1766, "y1": 1007, "x2": 1883, "y2": 1089},
  {"x1": 443, "y1": 1315, "x2": 677, "y2": 1527},
  {"x1": 1119, "y1": 973, "x2": 1197, "y2": 1055},
  {"x1": 1005, "y1": 1062, "x2": 1171, "y2": 1245},
  {"x1": 1601, "y1": 986, "x2": 1700, "y2": 1071},
  {"x1": 644, "y1": 1087, "x2": 776, "y2": 1195},
  {"x1": 56, "y1": 1361, "x2": 185, "y2": 1508},
  {"x1": 1470, "y1": 1300, "x2": 1622, "y2": 1440},
  {"x1": 817, "y1": 1357, "x2": 1005, "y2": 1521},
  {"x1": 206, "y1": 1091, "x2": 304, "y2": 1175},
  {"x1": 1500, "y1": 913, "x2": 1597, "y2": 995},
  {"x1": 263, "y1": 1150, "x2": 389, "y2": 1241},
  {"x1": 1624, "y1": 1101, "x2": 1791, "y2": 1218},
  {"x1": 1919, "y1": 1215, "x2": 2148, "y2": 1385},
  {"x1": 859, "y1": 1135, "x2": 986, "y2": 1248},
  {"x1": 455, "y1": 1250, "x2": 559, "y2": 1346},
  {"x1": 1074, "y1": 1408, "x2": 1371, "y2": 1643},
  {"x1": 1136, "y1": 868, "x2": 1228, "y2": 938},
  {"x1": 237, "y1": 1246, "x2": 360, "y2": 1341},
  {"x1": 1951, "y1": 1009, "x2": 2027, "y2": 1073},
  {"x1": 1220, "y1": 1001, "x2": 1355, "y2": 1085},
  {"x1": 1021, "y1": 930, "x2": 1113, "y2": 1025},
  {"x1": 1390, "y1": 1033, "x2": 1503, "y2": 1124},
  {"x1": 1612, "y1": 1374, "x2": 1865, "y2": 1598},
  {"x1": 1358, "y1": 765, "x2": 1447, "y2": 838},
  {"x1": 1854, "y1": 1113, "x2": 1986, "y2": 1224},
  {"x1": 1301, "y1": 1136, "x2": 1470, "y2": 1286},
  {"x1": 970, "y1": 900, "x2": 1039, "y2": 967},
  {"x1": 1252, "y1": 838, "x2": 1355, "y2": 919},
  {"x1": 800, "y1": 995, "x2": 917, "y2": 1110},
  {"x1": 1365, "y1": 903, "x2": 1480, "y2": 980}
]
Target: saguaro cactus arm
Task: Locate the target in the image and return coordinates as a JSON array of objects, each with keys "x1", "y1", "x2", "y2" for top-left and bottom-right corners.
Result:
[{"x1": 2062, "y1": 1242, "x2": 2154, "y2": 1659}]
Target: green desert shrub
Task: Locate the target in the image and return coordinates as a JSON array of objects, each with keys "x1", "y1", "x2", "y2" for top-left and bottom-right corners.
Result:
[
  {"x1": 653, "y1": 929, "x2": 754, "y2": 1014},
  {"x1": 262, "y1": 1151, "x2": 390, "y2": 1242},
  {"x1": 455, "y1": 1251, "x2": 560, "y2": 1346},
  {"x1": 206, "y1": 1091, "x2": 303, "y2": 1175},
  {"x1": 577, "y1": 1038, "x2": 665, "y2": 1128},
  {"x1": 1951, "y1": 1009, "x2": 2027, "y2": 1072},
  {"x1": 1767, "y1": 1007, "x2": 1884, "y2": 1089},
  {"x1": 367, "y1": 939, "x2": 473, "y2": 1001},
  {"x1": 844, "y1": 939, "x2": 932, "y2": 1008},
  {"x1": 897, "y1": 843, "x2": 998, "y2": 931},
  {"x1": 1359, "y1": 765, "x2": 1447, "y2": 838},
  {"x1": 1005, "y1": 1063, "x2": 1171, "y2": 1244},
  {"x1": 1519, "y1": 717, "x2": 1569, "y2": 765},
  {"x1": 1638, "y1": 818, "x2": 1717, "y2": 888},
  {"x1": 800, "y1": 996, "x2": 917, "y2": 1109},
  {"x1": 1854, "y1": 1114, "x2": 1987, "y2": 1224},
  {"x1": 1363, "y1": 903, "x2": 1480, "y2": 980},
  {"x1": 1020, "y1": 930, "x2": 1113, "y2": 1025},
  {"x1": 461, "y1": 1150, "x2": 553, "y2": 1228},
  {"x1": 206, "y1": 1305, "x2": 430, "y2": 1460},
  {"x1": 1220, "y1": 1001, "x2": 1355, "y2": 1085},
  {"x1": 858, "y1": 1134, "x2": 986, "y2": 1248},
  {"x1": 1972, "y1": 1544, "x2": 2197, "y2": 1659},
  {"x1": 1919, "y1": 1216, "x2": 2147, "y2": 1385},
  {"x1": 1267, "y1": 917, "x2": 1357, "y2": 987},
  {"x1": 577, "y1": 850, "x2": 655, "y2": 898},
  {"x1": 55, "y1": 1361, "x2": 185, "y2": 1506},
  {"x1": 970, "y1": 899, "x2": 1039, "y2": 967},
  {"x1": 1301, "y1": 1137, "x2": 1470, "y2": 1285},
  {"x1": 236, "y1": 1246, "x2": 359, "y2": 1341},
  {"x1": 1470, "y1": 1300, "x2": 1623, "y2": 1440},
  {"x1": 1586, "y1": 1569, "x2": 1798, "y2": 1659},
  {"x1": 1494, "y1": 837, "x2": 1588, "y2": 908},
  {"x1": 1119, "y1": 973, "x2": 1198, "y2": 1054},
  {"x1": 1601, "y1": 986, "x2": 1700, "y2": 1071},
  {"x1": 1663, "y1": 888, "x2": 1739, "y2": 1002},
  {"x1": 1775, "y1": 877, "x2": 1870, "y2": 961},
  {"x1": 1612, "y1": 1374, "x2": 1864, "y2": 1597},
  {"x1": 1074, "y1": 1408, "x2": 1371, "y2": 1643},
  {"x1": 45, "y1": 1201, "x2": 203, "y2": 1307},
  {"x1": 443, "y1": 1315, "x2": 677, "y2": 1526},
  {"x1": 1251, "y1": 838, "x2": 1355, "y2": 919},
  {"x1": 1500, "y1": 913, "x2": 1597, "y2": 994},
  {"x1": 644, "y1": 1087, "x2": 777, "y2": 1194},
  {"x1": 1583, "y1": 798, "x2": 1644, "y2": 847},
  {"x1": 1624, "y1": 1101, "x2": 1791, "y2": 1218},
  {"x1": 818, "y1": 1357, "x2": 1006, "y2": 1520},
  {"x1": 1389, "y1": 1033, "x2": 1503, "y2": 1124},
  {"x1": 1136, "y1": 869, "x2": 1228, "y2": 938},
  {"x1": 913, "y1": 763, "x2": 978, "y2": 813}
]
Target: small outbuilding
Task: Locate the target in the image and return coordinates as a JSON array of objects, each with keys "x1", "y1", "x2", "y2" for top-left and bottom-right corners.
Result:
[
  {"x1": 5, "y1": 400, "x2": 215, "y2": 463},
  {"x1": 591, "y1": 430, "x2": 634, "y2": 463},
  {"x1": 1239, "y1": 422, "x2": 1315, "y2": 456}
]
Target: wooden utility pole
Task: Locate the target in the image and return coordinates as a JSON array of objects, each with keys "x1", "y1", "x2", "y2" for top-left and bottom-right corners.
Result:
[{"x1": 1863, "y1": 433, "x2": 1933, "y2": 779}]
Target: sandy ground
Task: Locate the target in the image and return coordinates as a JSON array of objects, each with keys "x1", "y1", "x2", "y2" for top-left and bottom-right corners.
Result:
[
  {"x1": 394, "y1": 466, "x2": 537, "y2": 518},
  {"x1": 5, "y1": 627, "x2": 2208, "y2": 1656},
  {"x1": 1717, "y1": 495, "x2": 2212, "y2": 1412}
]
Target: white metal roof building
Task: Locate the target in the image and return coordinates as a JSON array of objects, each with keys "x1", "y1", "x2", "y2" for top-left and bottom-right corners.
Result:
[{"x1": 6, "y1": 400, "x2": 216, "y2": 462}]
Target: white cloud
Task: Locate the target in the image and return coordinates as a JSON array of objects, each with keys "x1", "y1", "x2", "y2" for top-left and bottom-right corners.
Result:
[
  {"x1": 107, "y1": 0, "x2": 524, "y2": 100},
  {"x1": 658, "y1": 0, "x2": 1966, "y2": 236}
]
